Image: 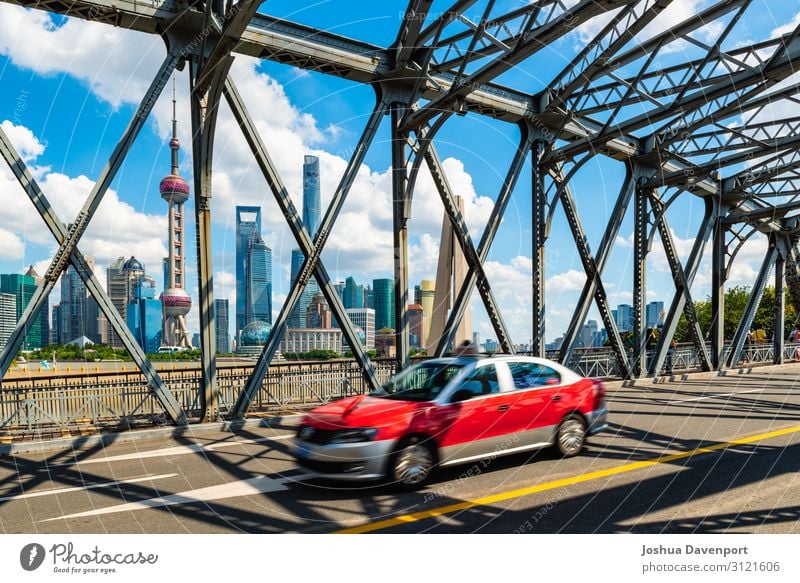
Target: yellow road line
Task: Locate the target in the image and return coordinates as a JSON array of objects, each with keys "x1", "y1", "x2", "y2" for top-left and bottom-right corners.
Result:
[{"x1": 334, "y1": 424, "x2": 800, "y2": 534}]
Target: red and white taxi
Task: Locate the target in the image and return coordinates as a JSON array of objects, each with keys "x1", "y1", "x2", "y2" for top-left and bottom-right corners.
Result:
[{"x1": 293, "y1": 355, "x2": 607, "y2": 488}]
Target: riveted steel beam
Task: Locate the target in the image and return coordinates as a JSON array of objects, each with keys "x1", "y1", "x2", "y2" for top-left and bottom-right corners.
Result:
[
  {"x1": 434, "y1": 124, "x2": 533, "y2": 357},
  {"x1": 647, "y1": 195, "x2": 714, "y2": 376},
  {"x1": 726, "y1": 238, "x2": 778, "y2": 368},
  {"x1": 225, "y1": 79, "x2": 384, "y2": 418},
  {"x1": 0, "y1": 117, "x2": 187, "y2": 425}
]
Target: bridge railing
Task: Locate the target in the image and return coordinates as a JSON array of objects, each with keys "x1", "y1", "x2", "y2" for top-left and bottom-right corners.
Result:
[{"x1": 1, "y1": 345, "x2": 797, "y2": 433}]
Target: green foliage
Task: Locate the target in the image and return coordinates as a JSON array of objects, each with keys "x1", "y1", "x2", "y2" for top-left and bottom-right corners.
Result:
[
  {"x1": 146, "y1": 349, "x2": 202, "y2": 361},
  {"x1": 674, "y1": 285, "x2": 798, "y2": 342},
  {"x1": 282, "y1": 349, "x2": 341, "y2": 361},
  {"x1": 27, "y1": 344, "x2": 133, "y2": 362}
]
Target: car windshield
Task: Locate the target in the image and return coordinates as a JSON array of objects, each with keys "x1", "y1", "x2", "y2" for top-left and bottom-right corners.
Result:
[{"x1": 372, "y1": 362, "x2": 465, "y2": 401}]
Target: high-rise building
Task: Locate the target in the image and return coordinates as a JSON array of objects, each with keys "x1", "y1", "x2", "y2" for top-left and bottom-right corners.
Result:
[
  {"x1": 107, "y1": 256, "x2": 146, "y2": 348},
  {"x1": 615, "y1": 304, "x2": 634, "y2": 332},
  {"x1": 0, "y1": 272, "x2": 45, "y2": 349},
  {"x1": 59, "y1": 258, "x2": 100, "y2": 345},
  {"x1": 245, "y1": 229, "x2": 272, "y2": 325},
  {"x1": 289, "y1": 156, "x2": 322, "y2": 328},
  {"x1": 344, "y1": 276, "x2": 363, "y2": 309},
  {"x1": 345, "y1": 308, "x2": 375, "y2": 350},
  {"x1": 160, "y1": 80, "x2": 192, "y2": 349},
  {"x1": 364, "y1": 285, "x2": 373, "y2": 310},
  {"x1": 126, "y1": 278, "x2": 162, "y2": 353},
  {"x1": 372, "y1": 278, "x2": 395, "y2": 331},
  {"x1": 334, "y1": 280, "x2": 345, "y2": 300},
  {"x1": 408, "y1": 304, "x2": 424, "y2": 348},
  {"x1": 215, "y1": 298, "x2": 230, "y2": 354},
  {"x1": 0, "y1": 293, "x2": 16, "y2": 352},
  {"x1": 50, "y1": 304, "x2": 61, "y2": 345},
  {"x1": 26, "y1": 266, "x2": 49, "y2": 347},
  {"x1": 306, "y1": 293, "x2": 331, "y2": 329},
  {"x1": 579, "y1": 319, "x2": 599, "y2": 348},
  {"x1": 646, "y1": 301, "x2": 664, "y2": 327},
  {"x1": 302, "y1": 155, "x2": 321, "y2": 235},
  {"x1": 414, "y1": 280, "x2": 435, "y2": 348},
  {"x1": 236, "y1": 205, "x2": 273, "y2": 336}
]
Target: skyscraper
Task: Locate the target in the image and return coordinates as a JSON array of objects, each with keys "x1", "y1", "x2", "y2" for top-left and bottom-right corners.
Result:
[
  {"x1": 245, "y1": 229, "x2": 272, "y2": 325},
  {"x1": 25, "y1": 265, "x2": 49, "y2": 348},
  {"x1": 236, "y1": 205, "x2": 262, "y2": 334},
  {"x1": 289, "y1": 156, "x2": 322, "y2": 329},
  {"x1": 372, "y1": 278, "x2": 395, "y2": 331},
  {"x1": 127, "y1": 278, "x2": 162, "y2": 353},
  {"x1": 107, "y1": 256, "x2": 146, "y2": 348},
  {"x1": 646, "y1": 301, "x2": 664, "y2": 327},
  {"x1": 303, "y1": 155, "x2": 321, "y2": 234},
  {"x1": 0, "y1": 272, "x2": 43, "y2": 349},
  {"x1": 215, "y1": 298, "x2": 230, "y2": 354},
  {"x1": 0, "y1": 293, "x2": 16, "y2": 352},
  {"x1": 59, "y1": 258, "x2": 100, "y2": 345},
  {"x1": 160, "y1": 79, "x2": 192, "y2": 349},
  {"x1": 344, "y1": 276, "x2": 363, "y2": 309},
  {"x1": 408, "y1": 304, "x2": 424, "y2": 348}
]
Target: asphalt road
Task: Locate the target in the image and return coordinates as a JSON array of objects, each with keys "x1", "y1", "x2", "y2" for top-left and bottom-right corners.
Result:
[{"x1": 1, "y1": 368, "x2": 799, "y2": 534}]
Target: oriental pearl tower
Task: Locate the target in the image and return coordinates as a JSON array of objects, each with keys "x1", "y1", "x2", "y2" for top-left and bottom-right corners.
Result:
[{"x1": 159, "y1": 79, "x2": 192, "y2": 349}]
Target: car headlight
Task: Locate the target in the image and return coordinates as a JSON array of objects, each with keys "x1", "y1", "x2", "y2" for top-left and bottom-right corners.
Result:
[{"x1": 329, "y1": 428, "x2": 378, "y2": 444}]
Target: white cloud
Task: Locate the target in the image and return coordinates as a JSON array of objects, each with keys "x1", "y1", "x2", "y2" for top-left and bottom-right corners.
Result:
[
  {"x1": 0, "y1": 228, "x2": 25, "y2": 260},
  {"x1": 0, "y1": 6, "x2": 164, "y2": 108},
  {"x1": 546, "y1": 269, "x2": 586, "y2": 294},
  {"x1": 771, "y1": 11, "x2": 800, "y2": 38}
]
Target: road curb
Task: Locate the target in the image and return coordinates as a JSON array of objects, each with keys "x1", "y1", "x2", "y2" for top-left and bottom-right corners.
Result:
[
  {"x1": 603, "y1": 360, "x2": 800, "y2": 390},
  {"x1": 0, "y1": 414, "x2": 305, "y2": 457}
]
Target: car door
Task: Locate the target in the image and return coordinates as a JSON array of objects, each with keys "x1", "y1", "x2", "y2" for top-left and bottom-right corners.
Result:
[
  {"x1": 504, "y1": 361, "x2": 566, "y2": 447},
  {"x1": 435, "y1": 363, "x2": 513, "y2": 464}
]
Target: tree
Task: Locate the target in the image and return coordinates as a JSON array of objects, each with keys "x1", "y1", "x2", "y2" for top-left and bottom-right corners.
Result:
[{"x1": 674, "y1": 285, "x2": 797, "y2": 342}]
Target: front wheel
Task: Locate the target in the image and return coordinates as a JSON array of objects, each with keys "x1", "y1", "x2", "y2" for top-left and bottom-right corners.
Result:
[
  {"x1": 388, "y1": 437, "x2": 435, "y2": 490},
  {"x1": 555, "y1": 414, "x2": 586, "y2": 458}
]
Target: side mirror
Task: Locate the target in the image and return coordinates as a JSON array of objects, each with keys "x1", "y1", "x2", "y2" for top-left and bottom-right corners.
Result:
[
  {"x1": 545, "y1": 378, "x2": 559, "y2": 386},
  {"x1": 451, "y1": 389, "x2": 474, "y2": 403}
]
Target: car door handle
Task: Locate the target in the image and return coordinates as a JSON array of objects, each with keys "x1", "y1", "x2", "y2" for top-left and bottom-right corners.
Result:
[
  {"x1": 551, "y1": 395, "x2": 562, "y2": 401},
  {"x1": 497, "y1": 404, "x2": 511, "y2": 411}
]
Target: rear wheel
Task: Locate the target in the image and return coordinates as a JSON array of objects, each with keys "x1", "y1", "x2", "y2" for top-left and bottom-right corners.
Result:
[
  {"x1": 388, "y1": 437, "x2": 435, "y2": 490},
  {"x1": 555, "y1": 414, "x2": 586, "y2": 457}
]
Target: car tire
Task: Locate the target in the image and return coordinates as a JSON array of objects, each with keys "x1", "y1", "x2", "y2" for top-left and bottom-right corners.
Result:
[
  {"x1": 387, "y1": 436, "x2": 436, "y2": 490},
  {"x1": 555, "y1": 414, "x2": 586, "y2": 458}
]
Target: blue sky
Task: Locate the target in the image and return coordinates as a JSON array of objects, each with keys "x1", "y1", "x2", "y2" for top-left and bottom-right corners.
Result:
[{"x1": 0, "y1": 0, "x2": 798, "y2": 346}]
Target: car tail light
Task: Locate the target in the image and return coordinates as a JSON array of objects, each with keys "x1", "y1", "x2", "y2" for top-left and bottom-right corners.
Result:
[{"x1": 591, "y1": 378, "x2": 605, "y2": 409}]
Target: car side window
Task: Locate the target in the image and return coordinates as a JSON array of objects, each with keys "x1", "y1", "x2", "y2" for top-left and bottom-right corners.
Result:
[
  {"x1": 458, "y1": 364, "x2": 500, "y2": 396},
  {"x1": 508, "y1": 362, "x2": 561, "y2": 389}
]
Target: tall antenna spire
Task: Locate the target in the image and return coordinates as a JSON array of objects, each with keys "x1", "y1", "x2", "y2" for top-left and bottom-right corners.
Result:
[{"x1": 170, "y1": 75, "x2": 179, "y2": 176}]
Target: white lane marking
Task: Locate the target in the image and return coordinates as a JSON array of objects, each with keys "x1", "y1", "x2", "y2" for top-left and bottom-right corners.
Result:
[
  {"x1": 668, "y1": 387, "x2": 767, "y2": 405},
  {"x1": 0, "y1": 474, "x2": 178, "y2": 503},
  {"x1": 48, "y1": 434, "x2": 295, "y2": 467},
  {"x1": 42, "y1": 472, "x2": 313, "y2": 521}
]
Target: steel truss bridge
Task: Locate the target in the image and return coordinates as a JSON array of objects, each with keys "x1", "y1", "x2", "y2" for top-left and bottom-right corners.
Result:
[{"x1": 1, "y1": 0, "x2": 800, "y2": 429}]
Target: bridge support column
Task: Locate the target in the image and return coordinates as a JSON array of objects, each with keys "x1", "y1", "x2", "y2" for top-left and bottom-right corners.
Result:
[
  {"x1": 391, "y1": 105, "x2": 410, "y2": 368},
  {"x1": 632, "y1": 184, "x2": 650, "y2": 377},
  {"x1": 711, "y1": 202, "x2": 727, "y2": 370},
  {"x1": 774, "y1": 238, "x2": 787, "y2": 365},
  {"x1": 531, "y1": 141, "x2": 547, "y2": 356}
]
